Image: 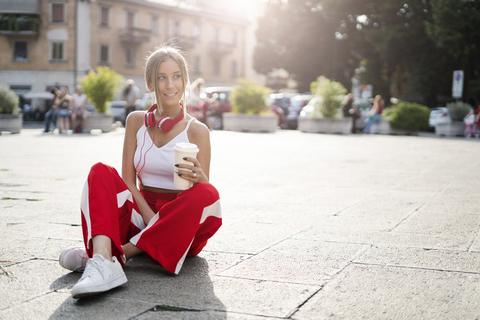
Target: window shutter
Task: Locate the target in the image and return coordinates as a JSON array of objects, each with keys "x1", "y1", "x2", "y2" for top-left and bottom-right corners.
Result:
[{"x1": 52, "y1": 4, "x2": 64, "y2": 23}]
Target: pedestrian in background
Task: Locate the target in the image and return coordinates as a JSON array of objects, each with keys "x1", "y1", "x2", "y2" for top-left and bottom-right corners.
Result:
[
  {"x1": 71, "y1": 85, "x2": 88, "y2": 133},
  {"x1": 58, "y1": 45, "x2": 222, "y2": 299},
  {"x1": 57, "y1": 87, "x2": 73, "y2": 134},
  {"x1": 363, "y1": 95, "x2": 384, "y2": 134},
  {"x1": 123, "y1": 79, "x2": 140, "y2": 118},
  {"x1": 43, "y1": 87, "x2": 59, "y2": 133},
  {"x1": 464, "y1": 97, "x2": 479, "y2": 138},
  {"x1": 342, "y1": 93, "x2": 360, "y2": 133}
]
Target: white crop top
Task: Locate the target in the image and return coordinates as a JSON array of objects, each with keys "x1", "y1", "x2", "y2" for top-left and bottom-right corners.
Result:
[{"x1": 134, "y1": 118, "x2": 195, "y2": 190}]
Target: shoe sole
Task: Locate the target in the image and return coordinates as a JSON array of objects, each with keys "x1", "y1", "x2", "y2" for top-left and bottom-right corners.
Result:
[
  {"x1": 59, "y1": 249, "x2": 86, "y2": 272},
  {"x1": 71, "y1": 274, "x2": 128, "y2": 299}
]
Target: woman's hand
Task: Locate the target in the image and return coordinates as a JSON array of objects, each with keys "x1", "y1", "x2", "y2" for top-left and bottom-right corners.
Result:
[{"x1": 175, "y1": 157, "x2": 208, "y2": 184}]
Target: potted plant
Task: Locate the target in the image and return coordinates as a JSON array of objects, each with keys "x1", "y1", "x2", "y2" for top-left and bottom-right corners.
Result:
[
  {"x1": 79, "y1": 66, "x2": 124, "y2": 133},
  {"x1": 435, "y1": 101, "x2": 470, "y2": 136},
  {"x1": 223, "y1": 80, "x2": 277, "y2": 133},
  {"x1": 0, "y1": 85, "x2": 22, "y2": 134},
  {"x1": 371, "y1": 102, "x2": 430, "y2": 135},
  {"x1": 298, "y1": 77, "x2": 350, "y2": 134}
]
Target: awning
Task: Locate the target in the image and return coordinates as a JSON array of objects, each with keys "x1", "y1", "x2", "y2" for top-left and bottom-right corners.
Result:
[
  {"x1": 23, "y1": 91, "x2": 54, "y2": 99},
  {"x1": 0, "y1": 0, "x2": 41, "y2": 15}
]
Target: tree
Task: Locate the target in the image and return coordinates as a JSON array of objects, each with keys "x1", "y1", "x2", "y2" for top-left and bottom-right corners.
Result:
[
  {"x1": 426, "y1": 0, "x2": 480, "y2": 100},
  {"x1": 253, "y1": 0, "x2": 480, "y2": 107},
  {"x1": 79, "y1": 66, "x2": 124, "y2": 113}
]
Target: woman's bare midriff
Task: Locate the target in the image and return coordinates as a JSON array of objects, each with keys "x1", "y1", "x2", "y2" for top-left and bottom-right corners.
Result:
[{"x1": 141, "y1": 185, "x2": 181, "y2": 194}]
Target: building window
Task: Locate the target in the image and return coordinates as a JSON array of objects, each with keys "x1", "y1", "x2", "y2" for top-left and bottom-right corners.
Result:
[
  {"x1": 51, "y1": 3, "x2": 65, "y2": 23},
  {"x1": 51, "y1": 42, "x2": 65, "y2": 61},
  {"x1": 100, "y1": 44, "x2": 109, "y2": 65},
  {"x1": 213, "y1": 59, "x2": 221, "y2": 76},
  {"x1": 151, "y1": 16, "x2": 159, "y2": 36},
  {"x1": 231, "y1": 61, "x2": 238, "y2": 78},
  {"x1": 193, "y1": 23, "x2": 201, "y2": 40},
  {"x1": 13, "y1": 41, "x2": 28, "y2": 62},
  {"x1": 126, "y1": 47, "x2": 135, "y2": 68},
  {"x1": 9, "y1": 85, "x2": 32, "y2": 96},
  {"x1": 174, "y1": 20, "x2": 181, "y2": 37},
  {"x1": 100, "y1": 6, "x2": 110, "y2": 27},
  {"x1": 194, "y1": 56, "x2": 201, "y2": 74}
]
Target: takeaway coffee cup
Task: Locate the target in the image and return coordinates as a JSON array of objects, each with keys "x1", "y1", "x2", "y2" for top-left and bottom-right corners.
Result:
[{"x1": 174, "y1": 142, "x2": 199, "y2": 190}]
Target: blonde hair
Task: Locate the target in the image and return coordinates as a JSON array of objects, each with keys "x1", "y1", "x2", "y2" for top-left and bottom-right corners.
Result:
[{"x1": 144, "y1": 46, "x2": 190, "y2": 114}]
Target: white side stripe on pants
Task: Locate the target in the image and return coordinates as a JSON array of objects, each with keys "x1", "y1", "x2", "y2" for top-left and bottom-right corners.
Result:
[{"x1": 80, "y1": 180, "x2": 92, "y2": 249}]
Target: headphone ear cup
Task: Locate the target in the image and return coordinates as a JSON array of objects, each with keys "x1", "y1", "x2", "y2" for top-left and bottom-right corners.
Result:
[
  {"x1": 148, "y1": 113, "x2": 156, "y2": 127},
  {"x1": 161, "y1": 118, "x2": 174, "y2": 132},
  {"x1": 144, "y1": 112, "x2": 149, "y2": 127}
]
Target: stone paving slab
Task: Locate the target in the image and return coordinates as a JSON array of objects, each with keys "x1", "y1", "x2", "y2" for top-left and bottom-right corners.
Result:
[
  {"x1": 294, "y1": 226, "x2": 475, "y2": 251},
  {"x1": 291, "y1": 264, "x2": 480, "y2": 320},
  {"x1": 354, "y1": 246, "x2": 480, "y2": 273},
  {"x1": 219, "y1": 239, "x2": 369, "y2": 284},
  {"x1": 1, "y1": 124, "x2": 480, "y2": 319}
]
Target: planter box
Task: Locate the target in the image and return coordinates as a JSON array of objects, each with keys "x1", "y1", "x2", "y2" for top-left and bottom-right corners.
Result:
[
  {"x1": 435, "y1": 121, "x2": 466, "y2": 137},
  {"x1": 298, "y1": 117, "x2": 351, "y2": 134},
  {"x1": 0, "y1": 114, "x2": 22, "y2": 134},
  {"x1": 369, "y1": 119, "x2": 418, "y2": 135},
  {"x1": 223, "y1": 113, "x2": 277, "y2": 133},
  {"x1": 84, "y1": 113, "x2": 114, "y2": 133}
]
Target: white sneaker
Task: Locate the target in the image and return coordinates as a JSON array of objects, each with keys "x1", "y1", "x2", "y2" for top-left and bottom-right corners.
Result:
[
  {"x1": 59, "y1": 247, "x2": 89, "y2": 272},
  {"x1": 71, "y1": 254, "x2": 127, "y2": 299}
]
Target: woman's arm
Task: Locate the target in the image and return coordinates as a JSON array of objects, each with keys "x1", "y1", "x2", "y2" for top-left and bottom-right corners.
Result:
[
  {"x1": 182, "y1": 120, "x2": 211, "y2": 183},
  {"x1": 122, "y1": 112, "x2": 157, "y2": 225}
]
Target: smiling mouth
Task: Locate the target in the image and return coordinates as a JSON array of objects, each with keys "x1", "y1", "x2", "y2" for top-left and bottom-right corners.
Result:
[{"x1": 165, "y1": 93, "x2": 177, "y2": 97}]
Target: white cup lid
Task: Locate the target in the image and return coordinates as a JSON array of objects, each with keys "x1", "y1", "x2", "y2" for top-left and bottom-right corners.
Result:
[{"x1": 174, "y1": 142, "x2": 199, "y2": 153}]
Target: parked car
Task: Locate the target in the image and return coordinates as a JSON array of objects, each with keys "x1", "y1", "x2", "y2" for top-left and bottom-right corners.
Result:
[
  {"x1": 299, "y1": 96, "x2": 372, "y2": 130},
  {"x1": 285, "y1": 94, "x2": 312, "y2": 129},
  {"x1": 107, "y1": 97, "x2": 150, "y2": 125},
  {"x1": 266, "y1": 93, "x2": 297, "y2": 116},
  {"x1": 198, "y1": 86, "x2": 234, "y2": 130},
  {"x1": 429, "y1": 107, "x2": 451, "y2": 128},
  {"x1": 108, "y1": 101, "x2": 127, "y2": 124}
]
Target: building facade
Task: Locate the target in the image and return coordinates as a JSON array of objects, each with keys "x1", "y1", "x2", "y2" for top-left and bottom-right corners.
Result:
[{"x1": 0, "y1": 0, "x2": 250, "y2": 104}]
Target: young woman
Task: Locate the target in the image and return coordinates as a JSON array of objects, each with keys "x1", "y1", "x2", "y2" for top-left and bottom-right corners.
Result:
[{"x1": 58, "y1": 46, "x2": 222, "y2": 299}]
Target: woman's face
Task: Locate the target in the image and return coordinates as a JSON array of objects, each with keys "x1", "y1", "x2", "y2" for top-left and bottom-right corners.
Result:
[{"x1": 154, "y1": 58, "x2": 184, "y2": 109}]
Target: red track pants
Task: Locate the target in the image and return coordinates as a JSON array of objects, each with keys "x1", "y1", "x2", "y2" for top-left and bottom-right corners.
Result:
[{"x1": 80, "y1": 162, "x2": 222, "y2": 274}]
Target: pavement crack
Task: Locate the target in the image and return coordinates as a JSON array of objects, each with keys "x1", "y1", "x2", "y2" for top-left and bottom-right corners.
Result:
[
  {"x1": 2, "y1": 197, "x2": 43, "y2": 201},
  {"x1": 351, "y1": 261, "x2": 480, "y2": 275},
  {"x1": 388, "y1": 202, "x2": 426, "y2": 232}
]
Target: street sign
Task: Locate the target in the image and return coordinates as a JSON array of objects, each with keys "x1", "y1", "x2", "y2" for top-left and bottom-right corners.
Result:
[{"x1": 452, "y1": 70, "x2": 463, "y2": 99}]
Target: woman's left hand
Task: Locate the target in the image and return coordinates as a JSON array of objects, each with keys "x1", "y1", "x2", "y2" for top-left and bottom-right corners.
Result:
[{"x1": 175, "y1": 157, "x2": 208, "y2": 184}]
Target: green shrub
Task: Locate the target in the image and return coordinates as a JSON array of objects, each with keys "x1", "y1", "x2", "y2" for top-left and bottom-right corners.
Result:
[
  {"x1": 446, "y1": 101, "x2": 471, "y2": 121},
  {"x1": 79, "y1": 66, "x2": 124, "y2": 113},
  {"x1": 0, "y1": 85, "x2": 20, "y2": 114},
  {"x1": 383, "y1": 102, "x2": 430, "y2": 131},
  {"x1": 310, "y1": 77, "x2": 346, "y2": 119},
  {"x1": 230, "y1": 80, "x2": 269, "y2": 114}
]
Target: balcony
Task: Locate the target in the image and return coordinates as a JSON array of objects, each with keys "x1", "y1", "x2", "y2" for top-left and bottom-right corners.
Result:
[
  {"x1": 119, "y1": 27, "x2": 151, "y2": 43},
  {"x1": 0, "y1": 15, "x2": 40, "y2": 37},
  {"x1": 209, "y1": 41, "x2": 235, "y2": 57},
  {"x1": 174, "y1": 35, "x2": 197, "y2": 51}
]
